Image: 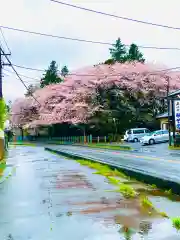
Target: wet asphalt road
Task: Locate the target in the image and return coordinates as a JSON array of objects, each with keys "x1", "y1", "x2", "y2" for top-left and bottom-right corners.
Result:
[
  {"x1": 121, "y1": 142, "x2": 178, "y2": 156},
  {"x1": 47, "y1": 144, "x2": 180, "y2": 185},
  {"x1": 0, "y1": 146, "x2": 180, "y2": 239}
]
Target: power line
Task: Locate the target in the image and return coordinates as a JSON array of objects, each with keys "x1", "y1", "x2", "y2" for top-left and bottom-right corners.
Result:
[
  {"x1": 50, "y1": 0, "x2": 180, "y2": 31},
  {"x1": 4, "y1": 68, "x2": 40, "y2": 81},
  {"x1": 12, "y1": 63, "x2": 180, "y2": 77},
  {"x1": 13, "y1": 63, "x2": 44, "y2": 72},
  {"x1": 0, "y1": 28, "x2": 11, "y2": 54},
  {"x1": 1, "y1": 48, "x2": 41, "y2": 106},
  {"x1": 1, "y1": 25, "x2": 180, "y2": 51}
]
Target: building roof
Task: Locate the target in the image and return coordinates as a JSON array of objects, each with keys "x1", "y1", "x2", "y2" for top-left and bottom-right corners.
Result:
[
  {"x1": 156, "y1": 112, "x2": 172, "y2": 119},
  {"x1": 168, "y1": 89, "x2": 180, "y2": 97}
]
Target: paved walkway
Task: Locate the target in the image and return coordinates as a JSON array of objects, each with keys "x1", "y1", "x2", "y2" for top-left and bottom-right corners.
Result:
[
  {"x1": 0, "y1": 145, "x2": 180, "y2": 239},
  {"x1": 0, "y1": 146, "x2": 126, "y2": 239}
]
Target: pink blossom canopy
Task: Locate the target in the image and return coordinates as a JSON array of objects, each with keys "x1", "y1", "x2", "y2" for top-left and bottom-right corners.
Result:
[{"x1": 10, "y1": 62, "x2": 180, "y2": 127}]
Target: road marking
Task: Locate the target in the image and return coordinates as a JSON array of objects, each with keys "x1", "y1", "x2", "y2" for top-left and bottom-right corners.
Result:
[
  {"x1": 74, "y1": 146, "x2": 180, "y2": 165},
  {"x1": 122, "y1": 153, "x2": 180, "y2": 164},
  {"x1": 95, "y1": 149, "x2": 180, "y2": 164}
]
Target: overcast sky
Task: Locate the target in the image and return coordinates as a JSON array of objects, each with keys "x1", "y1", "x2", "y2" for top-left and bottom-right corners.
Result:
[{"x1": 1, "y1": 0, "x2": 180, "y2": 102}]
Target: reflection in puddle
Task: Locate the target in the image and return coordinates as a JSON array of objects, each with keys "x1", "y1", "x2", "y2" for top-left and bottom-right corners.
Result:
[
  {"x1": 45, "y1": 166, "x2": 175, "y2": 239},
  {"x1": 3, "y1": 146, "x2": 180, "y2": 239}
]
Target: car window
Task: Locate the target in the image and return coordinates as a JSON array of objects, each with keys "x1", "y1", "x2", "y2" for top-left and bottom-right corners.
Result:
[
  {"x1": 162, "y1": 130, "x2": 168, "y2": 134},
  {"x1": 133, "y1": 129, "x2": 144, "y2": 134},
  {"x1": 127, "y1": 130, "x2": 131, "y2": 134},
  {"x1": 145, "y1": 129, "x2": 150, "y2": 133},
  {"x1": 153, "y1": 131, "x2": 161, "y2": 135}
]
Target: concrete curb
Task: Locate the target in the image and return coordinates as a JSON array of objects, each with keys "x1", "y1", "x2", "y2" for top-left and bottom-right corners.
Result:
[
  {"x1": 73, "y1": 144, "x2": 132, "y2": 151},
  {"x1": 45, "y1": 147, "x2": 180, "y2": 194},
  {"x1": 46, "y1": 143, "x2": 132, "y2": 151}
]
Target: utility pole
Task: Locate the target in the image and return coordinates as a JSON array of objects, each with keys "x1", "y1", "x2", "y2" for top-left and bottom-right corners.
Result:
[
  {"x1": 0, "y1": 46, "x2": 11, "y2": 98},
  {"x1": 166, "y1": 76, "x2": 171, "y2": 146}
]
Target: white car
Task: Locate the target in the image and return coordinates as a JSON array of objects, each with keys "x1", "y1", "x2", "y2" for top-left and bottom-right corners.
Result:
[
  {"x1": 123, "y1": 128, "x2": 151, "y2": 142},
  {"x1": 140, "y1": 130, "x2": 169, "y2": 145}
]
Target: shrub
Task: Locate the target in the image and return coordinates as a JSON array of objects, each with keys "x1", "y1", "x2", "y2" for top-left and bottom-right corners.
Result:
[
  {"x1": 172, "y1": 217, "x2": 180, "y2": 231},
  {"x1": 0, "y1": 99, "x2": 6, "y2": 129}
]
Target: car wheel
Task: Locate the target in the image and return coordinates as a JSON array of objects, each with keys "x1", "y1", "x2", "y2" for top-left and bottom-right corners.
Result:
[
  {"x1": 149, "y1": 139, "x2": 155, "y2": 145},
  {"x1": 133, "y1": 138, "x2": 138, "y2": 143}
]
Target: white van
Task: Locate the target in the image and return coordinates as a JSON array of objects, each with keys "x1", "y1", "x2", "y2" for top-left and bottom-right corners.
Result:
[{"x1": 123, "y1": 128, "x2": 151, "y2": 142}]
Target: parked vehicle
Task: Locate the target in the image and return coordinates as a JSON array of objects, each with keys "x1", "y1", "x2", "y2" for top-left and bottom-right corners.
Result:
[
  {"x1": 123, "y1": 128, "x2": 151, "y2": 142},
  {"x1": 140, "y1": 130, "x2": 169, "y2": 145}
]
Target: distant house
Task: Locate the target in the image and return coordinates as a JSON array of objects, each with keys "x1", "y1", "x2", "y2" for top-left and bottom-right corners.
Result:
[
  {"x1": 156, "y1": 89, "x2": 180, "y2": 130},
  {"x1": 156, "y1": 112, "x2": 172, "y2": 130}
]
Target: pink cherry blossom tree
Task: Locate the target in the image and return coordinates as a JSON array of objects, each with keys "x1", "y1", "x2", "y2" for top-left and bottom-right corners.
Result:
[
  {"x1": 11, "y1": 62, "x2": 180, "y2": 131},
  {"x1": 10, "y1": 97, "x2": 39, "y2": 128}
]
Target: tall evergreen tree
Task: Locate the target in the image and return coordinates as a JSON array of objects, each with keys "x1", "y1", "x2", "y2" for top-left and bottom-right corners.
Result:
[
  {"x1": 40, "y1": 61, "x2": 62, "y2": 88},
  {"x1": 61, "y1": 65, "x2": 69, "y2": 77},
  {"x1": 127, "y1": 43, "x2": 145, "y2": 63},
  {"x1": 109, "y1": 38, "x2": 127, "y2": 62}
]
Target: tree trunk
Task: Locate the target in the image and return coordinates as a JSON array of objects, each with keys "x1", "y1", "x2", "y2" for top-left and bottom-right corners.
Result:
[{"x1": 20, "y1": 127, "x2": 24, "y2": 141}]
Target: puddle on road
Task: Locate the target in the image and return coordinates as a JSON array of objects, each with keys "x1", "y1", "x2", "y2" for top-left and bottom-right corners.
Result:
[
  {"x1": 1, "y1": 146, "x2": 180, "y2": 239},
  {"x1": 37, "y1": 153, "x2": 180, "y2": 239}
]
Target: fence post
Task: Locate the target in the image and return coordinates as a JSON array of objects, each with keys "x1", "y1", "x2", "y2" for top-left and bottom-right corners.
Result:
[
  {"x1": 97, "y1": 136, "x2": 99, "y2": 143},
  {"x1": 90, "y1": 135, "x2": 92, "y2": 144},
  {"x1": 104, "y1": 136, "x2": 106, "y2": 143}
]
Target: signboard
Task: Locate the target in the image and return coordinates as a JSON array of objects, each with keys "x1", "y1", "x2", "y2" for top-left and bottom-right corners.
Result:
[{"x1": 174, "y1": 100, "x2": 180, "y2": 130}]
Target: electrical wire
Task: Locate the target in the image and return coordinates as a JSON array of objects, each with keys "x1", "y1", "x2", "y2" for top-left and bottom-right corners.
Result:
[
  {"x1": 4, "y1": 68, "x2": 40, "y2": 81},
  {"x1": 0, "y1": 28, "x2": 11, "y2": 54},
  {"x1": 13, "y1": 63, "x2": 44, "y2": 72},
  {"x1": 1, "y1": 25, "x2": 180, "y2": 51},
  {"x1": 12, "y1": 63, "x2": 180, "y2": 77},
  {"x1": 50, "y1": 0, "x2": 180, "y2": 31},
  {"x1": 1, "y1": 48, "x2": 41, "y2": 106}
]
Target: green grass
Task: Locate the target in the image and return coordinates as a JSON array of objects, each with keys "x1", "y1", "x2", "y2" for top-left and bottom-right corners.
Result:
[
  {"x1": 141, "y1": 197, "x2": 154, "y2": 209},
  {"x1": 159, "y1": 211, "x2": 169, "y2": 218},
  {"x1": 0, "y1": 162, "x2": 6, "y2": 171},
  {"x1": 48, "y1": 151, "x2": 173, "y2": 219},
  {"x1": 77, "y1": 159, "x2": 137, "y2": 198},
  {"x1": 0, "y1": 162, "x2": 6, "y2": 177},
  {"x1": 10, "y1": 142, "x2": 36, "y2": 146},
  {"x1": 165, "y1": 189, "x2": 172, "y2": 195},
  {"x1": 168, "y1": 146, "x2": 180, "y2": 150},
  {"x1": 151, "y1": 184, "x2": 157, "y2": 189},
  {"x1": 81, "y1": 143, "x2": 132, "y2": 151},
  {"x1": 117, "y1": 184, "x2": 137, "y2": 198},
  {"x1": 172, "y1": 217, "x2": 180, "y2": 231},
  {"x1": 107, "y1": 176, "x2": 121, "y2": 185},
  {"x1": 77, "y1": 159, "x2": 127, "y2": 179},
  {"x1": 0, "y1": 98, "x2": 7, "y2": 129}
]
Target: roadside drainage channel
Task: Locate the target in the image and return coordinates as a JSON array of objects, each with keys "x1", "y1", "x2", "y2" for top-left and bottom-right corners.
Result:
[{"x1": 45, "y1": 147, "x2": 180, "y2": 195}]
